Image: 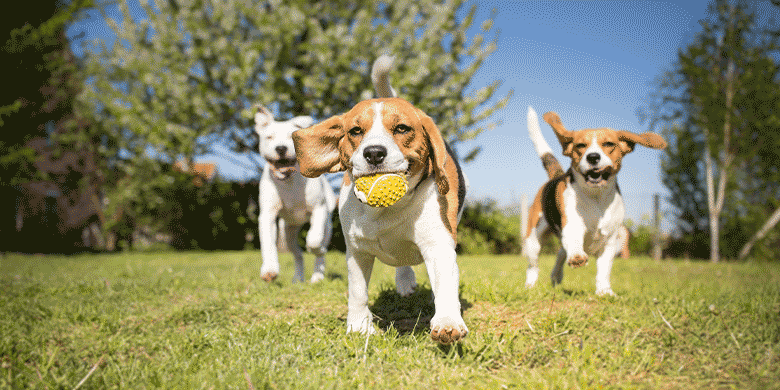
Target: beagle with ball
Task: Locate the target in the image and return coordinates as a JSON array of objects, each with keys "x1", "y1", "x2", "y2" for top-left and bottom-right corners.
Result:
[
  {"x1": 524, "y1": 107, "x2": 666, "y2": 296},
  {"x1": 291, "y1": 56, "x2": 468, "y2": 344}
]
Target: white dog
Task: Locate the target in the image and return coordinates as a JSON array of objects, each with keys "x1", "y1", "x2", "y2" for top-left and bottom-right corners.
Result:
[
  {"x1": 523, "y1": 107, "x2": 666, "y2": 295},
  {"x1": 256, "y1": 105, "x2": 337, "y2": 283},
  {"x1": 291, "y1": 56, "x2": 469, "y2": 344}
]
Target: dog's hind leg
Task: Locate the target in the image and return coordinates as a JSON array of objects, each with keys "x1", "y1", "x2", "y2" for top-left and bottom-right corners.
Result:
[
  {"x1": 310, "y1": 257, "x2": 326, "y2": 283},
  {"x1": 395, "y1": 266, "x2": 416, "y2": 297},
  {"x1": 523, "y1": 218, "x2": 547, "y2": 288},
  {"x1": 285, "y1": 223, "x2": 305, "y2": 283},
  {"x1": 551, "y1": 248, "x2": 567, "y2": 287},
  {"x1": 305, "y1": 205, "x2": 332, "y2": 283}
]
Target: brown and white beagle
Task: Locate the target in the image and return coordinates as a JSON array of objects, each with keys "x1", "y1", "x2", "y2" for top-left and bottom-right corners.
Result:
[
  {"x1": 291, "y1": 57, "x2": 468, "y2": 343},
  {"x1": 524, "y1": 107, "x2": 666, "y2": 296}
]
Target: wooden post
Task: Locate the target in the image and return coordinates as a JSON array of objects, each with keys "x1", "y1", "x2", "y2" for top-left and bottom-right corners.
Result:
[
  {"x1": 520, "y1": 194, "x2": 528, "y2": 249},
  {"x1": 652, "y1": 193, "x2": 662, "y2": 261}
]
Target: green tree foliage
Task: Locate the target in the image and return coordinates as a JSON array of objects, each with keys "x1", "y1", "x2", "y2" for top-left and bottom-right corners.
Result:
[
  {"x1": 642, "y1": 0, "x2": 780, "y2": 259},
  {"x1": 658, "y1": 124, "x2": 710, "y2": 258},
  {"x1": 0, "y1": 0, "x2": 95, "y2": 186},
  {"x1": 76, "y1": 0, "x2": 512, "y2": 238},
  {"x1": 0, "y1": 0, "x2": 108, "y2": 252}
]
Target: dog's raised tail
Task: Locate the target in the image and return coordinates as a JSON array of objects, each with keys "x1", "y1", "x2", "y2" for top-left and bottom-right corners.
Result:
[
  {"x1": 528, "y1": 106, "x2": 564, "y2": 179},
  {"x1": 371, "y1": 55, "x2": 397, "y2": 98}
]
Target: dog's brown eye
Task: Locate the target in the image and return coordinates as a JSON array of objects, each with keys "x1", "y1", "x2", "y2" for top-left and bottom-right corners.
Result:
[
  {"x1": 349, "y1": 127, "x2": 363, "y2": 136},
  {"x1": 576, "y1": 143, "x2": 587, "y2": 149},
  {"x1": 394, "y1": 124, "x2": 411, "y2": 134},
  {"x1": 603, "y1": 142, "x2": 616, "y2": 148}
]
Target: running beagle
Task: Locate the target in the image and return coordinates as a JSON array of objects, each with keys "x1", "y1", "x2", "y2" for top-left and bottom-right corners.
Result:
[
  {"x1": 524, "y1": 107, "x2": 666, "y2": 296},
  {"x1": 291, "y1": 56, "x2": 468, "y2": 344}
]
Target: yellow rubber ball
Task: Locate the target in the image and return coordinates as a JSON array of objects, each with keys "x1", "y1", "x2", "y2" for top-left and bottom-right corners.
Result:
[{"x1": 353, "y1": 173, "x2": 409, "y2": 207}]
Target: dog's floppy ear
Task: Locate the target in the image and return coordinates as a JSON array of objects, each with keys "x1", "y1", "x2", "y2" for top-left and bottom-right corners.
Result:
[
  {"x1": 418, "y1": 110, "x2": 450, "y2": 195},
  {"x1": 292, "y1": 115, "x2": 346, "y2": 177},
  {"x1": 617, "y1": 131, "x2": 667, "y2": 154},
  {"x1": 255, "y1": 105, "x2": 274, "y2": 132},
  {"x1": 543, "y1": 111, "x2": 575, "y2": 157},
  {"x1": 290, "y1": 115, "x2": 314, "y2": 129}
]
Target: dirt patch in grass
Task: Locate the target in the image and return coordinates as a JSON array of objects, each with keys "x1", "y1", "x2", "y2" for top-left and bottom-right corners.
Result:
[{"x1": 467, "y1": 299, "x2": 599, "y2": 333}]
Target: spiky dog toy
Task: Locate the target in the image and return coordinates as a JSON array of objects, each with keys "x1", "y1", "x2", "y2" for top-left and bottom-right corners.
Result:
[{"x1": 353, "y1": 173, "x2": 408, "y2": 207}]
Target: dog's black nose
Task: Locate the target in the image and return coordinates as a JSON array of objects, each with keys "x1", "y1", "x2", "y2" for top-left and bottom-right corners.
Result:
[
  {"x1": 363, "y1": 145, "x2": 387, "y2": 165},
  {"x1": 586, "y1": 153, "x2": 600, "y2": 165},
  {"x1": 275, "y1": 145, "x2": 288, "y2": 157}
]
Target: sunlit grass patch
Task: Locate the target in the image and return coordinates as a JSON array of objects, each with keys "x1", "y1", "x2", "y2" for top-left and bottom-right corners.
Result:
[{"x1": 1, "y1": 251, "x2": 778, "y2": 388}]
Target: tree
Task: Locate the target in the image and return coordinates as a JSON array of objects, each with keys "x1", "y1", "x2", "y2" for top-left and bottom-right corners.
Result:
[
  {"x1": 0, "y1": 0, "x2": 92, "y2": 186},
  {"x1": 76, "y1": 0, "x2": 511, "y2": 236},
  {"x1": 658, "y1": 124, "x2": 710, "y2": 258},
  {"x1": 642, "y1": 0, "x2": 780, "y2": 261},
  {"x1": 735, "y1": 0, "x2": 780, "y2": 260},
  {"x1": 0, "y1": 0, "x2": 105, "y2": 252}
]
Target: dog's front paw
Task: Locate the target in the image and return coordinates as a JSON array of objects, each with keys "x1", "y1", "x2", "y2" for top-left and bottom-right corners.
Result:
[
  {"x1": 309, "y1": 271, "x2": 325, "y2": 283},
  {"x1": 310, "y1": 257, "x2": 326, "y2": 283},
  {"x1": 430, "y1": 316, "x2": 468, "y2": 344},
  {"x1": 567, "y1": 254, "x2": 588, "y2": 268},
  {"x1": 346, "y1": 310, "x2": 376, "y2": 335},
  {"x1": 596, "y1": 287, "x2": 616, "y2": 297},
  {"x1": 525, "y1": 267, "x2": 540, "y2": 288},
  {"x1": 260, "y1": 272, "x2": 278, "y2": 282}
]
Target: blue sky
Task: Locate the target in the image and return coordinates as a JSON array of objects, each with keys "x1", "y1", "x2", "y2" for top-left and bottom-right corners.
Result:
[
  {"x1": 456, "y1": 0, "x2": 714, "y2": 228},
  {"x1": 70, "y1": 0, "x2": 737, "y2": 229}
]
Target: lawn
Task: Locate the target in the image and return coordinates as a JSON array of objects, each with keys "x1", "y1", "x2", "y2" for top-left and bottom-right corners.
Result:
[{"x1": 1, "y1": 251, "x2": 778, "y2": 389}]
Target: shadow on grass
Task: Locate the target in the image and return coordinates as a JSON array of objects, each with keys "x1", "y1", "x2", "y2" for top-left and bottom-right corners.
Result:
[
  {"x1": 325, "y1": 271, "x2": 343, "y2": 281},
  {"x1": 561, "y1": 288, "x2": 589, "y2": 297},
  {"x1": 369, "y1": 285, "x2": 472, "y2": 336}
]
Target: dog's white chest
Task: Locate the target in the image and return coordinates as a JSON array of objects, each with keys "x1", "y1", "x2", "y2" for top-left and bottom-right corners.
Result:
[
  {"x1": 567, "y1": 185, "x2": 625, "y2": 255},
  {"x1": 351, "y1": 234, "x2": 424, "y2": 267},
  {"x1": 340, "y1": 185, "x2": 428, "y2": 267},
  {"x1": 261, "y1": 169, "x2": 332, "y2": 226}
]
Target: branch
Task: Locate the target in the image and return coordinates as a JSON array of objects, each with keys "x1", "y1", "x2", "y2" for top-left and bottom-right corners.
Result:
[{"x1": 738, "y1": 204, "x2": 780, "y2": 260}]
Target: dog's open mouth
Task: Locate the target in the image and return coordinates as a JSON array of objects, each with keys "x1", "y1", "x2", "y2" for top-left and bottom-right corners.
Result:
[
  {"x1": 268, "y1": 158, "x2": 297, "y2": 179},
  {"x1": 271, "y1": 158, "x2": 297, "y2": 170},
  {"x1": 583, "y1": 167, "x2": 611, "y2": 186}
]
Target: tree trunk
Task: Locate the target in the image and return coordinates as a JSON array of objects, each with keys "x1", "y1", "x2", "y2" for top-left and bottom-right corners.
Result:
[
  {"x1": 652, "y1": 193, "x2": 662, "y2": 261},
  {"x1": 704, "y1": 147, "x2": 720, "y2": 263},
  {"x1": 705, "y1": 45, "x2": 736, "y2": 263},
  {"x1": 738, "y1": 205, "x2": 780, "y2": 260}
]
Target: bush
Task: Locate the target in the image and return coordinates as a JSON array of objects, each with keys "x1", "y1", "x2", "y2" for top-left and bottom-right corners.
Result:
[
  {"x1": 624, "y1": 216, "x2": 655, "y2": 257},
  {"x1": 104, "y1": 173, "x2": 260, "y2": 251},
  {"x1": 457, "y1": 199, "x2": 521, "y2": 255}
]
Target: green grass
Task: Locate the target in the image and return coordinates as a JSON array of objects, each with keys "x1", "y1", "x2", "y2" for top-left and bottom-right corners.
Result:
[{"x1": 1, "y1": 251, "x2": 778, "y2": 389}]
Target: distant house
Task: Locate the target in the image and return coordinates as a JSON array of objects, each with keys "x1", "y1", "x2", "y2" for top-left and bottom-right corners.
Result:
[
  {"x1": 106, "y1": 160, "x2": 219, "y2": 250},
  {"x1": 173, "y1": 160, "x2": 218, "y2": 187},
  {"x1": 1, "y1": 136, "x2": 104, "y2": 253},
  {"x1": 1, "y1": 152, "x2": 264, "y2": 253}
]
